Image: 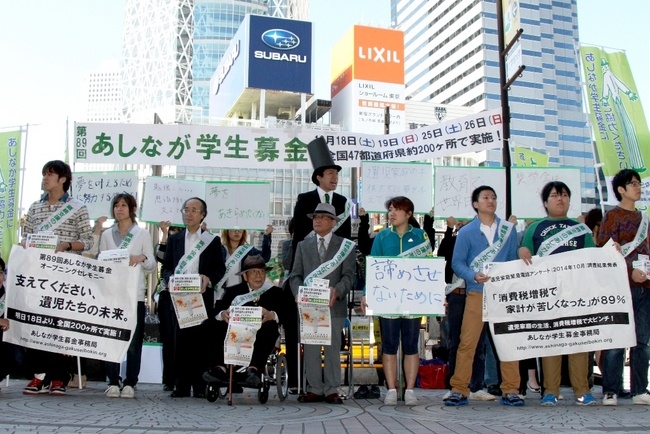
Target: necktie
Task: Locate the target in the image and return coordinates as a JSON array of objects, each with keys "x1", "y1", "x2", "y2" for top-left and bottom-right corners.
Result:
[
  {"x1": 324, "y1": 193, "x2": 330, "y2": 204},
  {"x1": 318, "y1": 237, "x2": 326, "y2": 262}
]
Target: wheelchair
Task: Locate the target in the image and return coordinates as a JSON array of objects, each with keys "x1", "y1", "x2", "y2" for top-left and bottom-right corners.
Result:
[{"x1": 205, "y1": 346, "x2": 289, "y2": 405}]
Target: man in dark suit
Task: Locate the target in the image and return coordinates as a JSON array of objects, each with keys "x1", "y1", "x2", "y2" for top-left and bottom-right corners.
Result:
[
  {"x1": 285, "y1": 137, "x2": 352, "y2": 394},
  {"x1": 203, "y1": 255, "x2": 286, "y2": 388},
  {"x1": 161, "y1": 197, "x2": 225, "y2": 398},
  {"x1": 290, "y1": 203, "x2": 356, "y2": 404}
]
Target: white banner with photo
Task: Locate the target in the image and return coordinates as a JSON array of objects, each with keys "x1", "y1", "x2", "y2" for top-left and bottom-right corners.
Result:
[
  {"x1": 170, "y1": 293, "x2": 208, "y2": 329},
  {"x1": 4, "y1": 245, "x2": 138, "y2": 363},
  {"x1": 484, "y1": 246, "x2": 636, "y2": 362},
  {"x1": 365, "y1": 256, "x2": 446, "y2": 316},
  {"x1": 73, "y1": 109, "x2": 503, "y2": 169},
  {"x1": 224, "y1": 306, "x2": 262, "y2": 366},
  {"x1": 298, "y1": 284, "x2": 331, "y2": 345}
]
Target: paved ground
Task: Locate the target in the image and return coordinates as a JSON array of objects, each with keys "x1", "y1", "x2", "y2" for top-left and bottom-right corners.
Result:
[{"x1": 1, "y1": 379, "x2": 650, "y2": 434}]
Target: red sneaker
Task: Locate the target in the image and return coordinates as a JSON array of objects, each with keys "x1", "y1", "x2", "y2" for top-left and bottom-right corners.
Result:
[
  {"x1": 49, "y1": 380, "x2": 67, "y2": 396},
  {"x1": 23, "y1": 377, "x2": 49, "y2": 395}
]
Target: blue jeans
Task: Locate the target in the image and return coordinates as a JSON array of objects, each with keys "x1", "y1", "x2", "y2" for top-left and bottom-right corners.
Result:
[
  {"x1": 603, "y1": 286, "x2": 650, "y2": 396},
  {"x1": 106, "y1": 302, "x2": 145, "y2": 387},
  {"x1": 445, "y1": 292, "x2": 485, "y2": 392}
]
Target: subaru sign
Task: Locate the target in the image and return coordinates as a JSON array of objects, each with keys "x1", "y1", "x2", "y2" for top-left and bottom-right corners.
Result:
[{"x1": 248, "y1": 15, "x2": 313, "y2": 94}]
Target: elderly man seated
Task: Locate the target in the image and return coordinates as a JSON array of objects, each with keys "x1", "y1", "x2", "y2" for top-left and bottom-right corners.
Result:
[{"x1": 203, "y1": 255, "x2": 286, "y2": 388}]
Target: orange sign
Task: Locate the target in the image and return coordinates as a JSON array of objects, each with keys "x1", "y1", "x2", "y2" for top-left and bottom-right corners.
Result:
[{"x1": 353, "y1": 25, "x2": 404, "y2": 84}]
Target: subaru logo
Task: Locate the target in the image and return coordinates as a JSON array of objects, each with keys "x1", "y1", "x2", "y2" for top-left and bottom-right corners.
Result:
[{"x1": 261, "y1": 29, "x2": 300, "y2": 50}]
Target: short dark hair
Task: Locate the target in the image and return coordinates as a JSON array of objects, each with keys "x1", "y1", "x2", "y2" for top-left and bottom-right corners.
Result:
[
  {"x1": 183, "y1": 197, "x2": 207, "y2": 222},
  {"x1": 612, "y1": 169, "x2": 641, "y2": 201},
  {"x1": 584, "y1": 207, "x2": 603, "y2": 232},
  {"x1": 541, "y1": 181, "x2": 571, "y2": 214},
  {"x1": 384, "y1": 196, "x2": 414, "y2": 215},
  {"x1": 111, "y1": 193, "x2": 138, "y2": 223},
  {"x1": 471, "y1": 186, "x2": 496, "y2": 213},
  {"x1": 287, "y1": 217, "x2": 294, "y2": 236},
  {"x1": 42, "y1": 160, "x2": 72, "y2": 192}
]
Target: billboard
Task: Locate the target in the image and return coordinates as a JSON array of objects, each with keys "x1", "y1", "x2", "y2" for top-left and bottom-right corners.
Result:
[
  {"x1": 330, "y1": 25, "x2": 405, "y2": 134},
  {"x1": 209, "y1": 15, "x2": 314, "y2": 118}
]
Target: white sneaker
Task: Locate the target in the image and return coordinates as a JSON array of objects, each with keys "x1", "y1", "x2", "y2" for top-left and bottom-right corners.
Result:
[
  {"x1": 469, "y1": 390, "x2": 497, "y2": 401},
  {"x1": 384, "y1": 389, "x2": 397, "y2": 405},
  {"x1": 105, "y1": 385, "x2": 120, "y2": 398},
  {"x1": 602, "y1": 392, "x2": 618, "y2": 406},
  {"x1": 633, "y1": 391, "x2": 650, "y2": 405},
  {"x1": 442, "y1": 390, "x2": 452, "y2": 401},
  {"x1": 404, "y1": 389, "x2": 418, "y2": 406},
  {"x1": 121, "y1": 385, "x2": 135, "y2": 399}
]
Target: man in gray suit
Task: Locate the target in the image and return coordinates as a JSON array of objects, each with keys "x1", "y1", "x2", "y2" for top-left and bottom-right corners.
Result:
[{"x1": 290, "y1": 203, "x2": 356, "y2": 404}]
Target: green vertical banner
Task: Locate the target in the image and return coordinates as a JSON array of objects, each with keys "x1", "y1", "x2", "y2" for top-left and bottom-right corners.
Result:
[
  {"x1": 580, "y1": 47, "x2": 650, "y2": 204},
  {"x1": 513, "y1": 146, "x2": 549, "y2": 167},
  {"x1": 0, "y1": 130, "x2": 21, "y2": 261}
]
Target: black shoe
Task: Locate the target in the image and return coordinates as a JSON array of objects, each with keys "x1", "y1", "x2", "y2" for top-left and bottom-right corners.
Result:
[
  {"x1": 193, "y1": 392, "x2": 206, "y2": 398},
  {"x1": 245, "y1": 369, "x2": 262, "y2": 388},
  {"x1": 619, "y1": 390, "x2": 632, "y2": 399},
  {"x1": 369, "y1": 385, "x2": 381, "y2": 399},
  {"x1": 163, "y1": 384, "x2": 174, "y2": 392},
  {"x1": 353, "y1": 385, "x2": 368, "y2": 399},
  {"x1": 487, "y1": 385, "x2": 502, "y2": 397},
  {"x1": 203, "y1": 366, "x2": 228, "y2": 383},
  {"x1": 170, "y1": 390, "x2": 190, "y2": 398}
]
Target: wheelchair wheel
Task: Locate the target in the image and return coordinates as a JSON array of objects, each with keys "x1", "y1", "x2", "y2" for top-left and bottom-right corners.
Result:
[
  {"x1": 258, "y1": 385, "x2": 269, "y2": 404},
  {"x1": 276, "y1": 353, "x2": 288, "y2": 401},
  {"x1": 206, "y1": 384, "x2": 219, "y2": 403}
]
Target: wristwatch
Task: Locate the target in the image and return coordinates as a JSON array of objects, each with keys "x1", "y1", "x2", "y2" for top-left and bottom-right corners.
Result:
[{"x1": 66, "y1": 242, "x2": 73, "y2": 251}]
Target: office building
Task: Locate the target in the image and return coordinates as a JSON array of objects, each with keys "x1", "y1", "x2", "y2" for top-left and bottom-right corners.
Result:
[{"x1": 392, "y1": 0, "x2": 596, "y2": 209}]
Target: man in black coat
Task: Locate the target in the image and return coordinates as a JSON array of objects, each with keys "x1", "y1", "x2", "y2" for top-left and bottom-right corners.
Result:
[
  {"x1": 161, "y1": 197, "x2": 225, "y2": 398},
  {"x1": 203, "y1": 255, "x2": 286, "y2": 387}
]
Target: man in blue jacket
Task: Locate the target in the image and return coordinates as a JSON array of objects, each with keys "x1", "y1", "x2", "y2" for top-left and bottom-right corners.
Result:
[{"x1": 445, "y1": 186, "x2": 522, "y2": 407}]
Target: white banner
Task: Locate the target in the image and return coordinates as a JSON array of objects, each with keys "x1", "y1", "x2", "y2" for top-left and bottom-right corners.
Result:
[
  {"x1": 298, "y1": 285, "x2": 332, "y2": 345},
  {"x1": 204, "y1": 181, "x2": 270, "y2": 229},
  {"x1": 365, "y1": 256, "x2": 446, "y2": 316},
  {"x1": 71, "y1": 171, "x2": 139, "y2": 220},
  {"x1": 224, "y1": 306, "x2": 262, "y2": 366},
  {"x1": 73, "y1": 109, "x2": 503, "y2": 168},
  {"x1": 360, "y1": 161, "x2": 432, "y2": 213},
  {"x1": 4, "y1": 245, "x2": 138, "y2": 363},
  {"x1": 484, "y1": 246, "x2": 636, "y2": 362},
  {"x1": 140, "y1": 177, "x2": 205, "y2": 225}
]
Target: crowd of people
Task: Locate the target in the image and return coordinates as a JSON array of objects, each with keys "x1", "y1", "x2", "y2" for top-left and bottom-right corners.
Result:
[{"x1": 0, "y1": 147, "x2": 648, "y2": 410}]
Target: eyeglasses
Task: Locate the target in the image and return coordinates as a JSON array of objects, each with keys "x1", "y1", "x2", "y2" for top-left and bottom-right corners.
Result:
[
  {"x1": 627, "y1": 181, "x2": 642, "y2": 187},
  {"x1": 181, "y1": 207, "x2": 203, "y2": 215}
]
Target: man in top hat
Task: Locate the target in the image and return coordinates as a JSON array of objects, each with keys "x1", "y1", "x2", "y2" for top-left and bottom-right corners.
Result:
[
  {"x1": 290, "y1": 136, "x2": 351, "y2": 270},
  {"x1": 203, "y1": 255, "x2": 287, "y2": 388},
  {"x1": 290, "y1": 203, "x2": 356, "y2": 404}
]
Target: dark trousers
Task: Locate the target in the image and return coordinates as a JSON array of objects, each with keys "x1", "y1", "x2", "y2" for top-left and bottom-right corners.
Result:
[
  {"x1": 158, "y1": 291, "x2": 177, "y2": 388},
  {"x1": 106, "y1": 301, "x2": 145, "y2": 387},
  {"x1": 28, "y1": 349, "x2": 68, "y2": 383},
  {"x1": 281, "y1": 284, "x2": 300, "y2": 389}
]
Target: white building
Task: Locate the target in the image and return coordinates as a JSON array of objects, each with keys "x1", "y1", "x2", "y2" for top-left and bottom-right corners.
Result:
[{"x1": 392, "y1": 0, "x2": 596, "y2": 210}]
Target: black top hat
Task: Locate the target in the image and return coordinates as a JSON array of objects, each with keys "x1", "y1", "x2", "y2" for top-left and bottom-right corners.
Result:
[
  {"x1": 307, "y1": 203, "x2": 340, "y2": 222},
  {"x1": 308, "y1": 136, "x2": 342, "y2": 185},
  {"x1": 237, "y1": 254, "x2": 272, "y2": 275}
]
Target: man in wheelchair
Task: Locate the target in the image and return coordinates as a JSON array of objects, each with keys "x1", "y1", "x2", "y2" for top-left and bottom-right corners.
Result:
[{"x1": 203, "y1": 255, "x2": 287, "y2": 388}]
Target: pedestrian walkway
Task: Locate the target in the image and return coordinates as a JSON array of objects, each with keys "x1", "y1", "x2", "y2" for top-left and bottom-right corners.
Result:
[{"x1": 1, "y1": 380, "x2": 650, "y2": 433}]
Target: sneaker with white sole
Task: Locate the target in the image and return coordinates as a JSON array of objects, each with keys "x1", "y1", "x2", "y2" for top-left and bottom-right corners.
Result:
[
  {"x1": 404, "y1": 390, "x2": 418, "y2": 406},
  {"x1": 576, "y1": 393, "x2": 597, "y2": 406},
  {"x1": 444, "y1": 392, "x2": 468, "y2": 406},
  {"x1": 602, "y1": 392, "x2": 617, "y2": 406},
  {"x1": 49, "y1": 380, "x2": 66, "y2": 396},
  {"x1": 632, "y1": 391, "x2": 650, "y2": 405},
  {"x1": 121, "y1": 385, "x2": 135, "y2": 399},
  {"x1": 105, "y1": 385, "x2": 121, "y2": 398},
  {"x1": 469, "y1": 390, "x2": 497, "y2": 401},
  {"x1": 23, "y1": 378, "x2": 49, "y2": 395},
  {"x1": 541, "y1": 393, "x2": 558, "y2": 406},
  {"x1": 384, "y1": 389, "x2": 397, "y2": 405}
]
